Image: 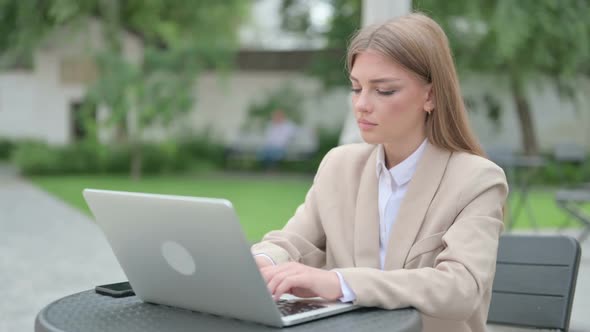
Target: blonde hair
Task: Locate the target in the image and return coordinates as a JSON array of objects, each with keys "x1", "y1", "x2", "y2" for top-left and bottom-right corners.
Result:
[{"x1": 346, "y1": 12, "x2": 485, "y2": 157}]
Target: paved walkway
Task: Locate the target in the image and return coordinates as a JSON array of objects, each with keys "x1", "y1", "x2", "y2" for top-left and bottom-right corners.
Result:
[
  {"x1": 0, "y1": 163, "x2": 588, "y2": 332},
  {"x1": 0, "y1": 165, "x2": 124, "y2": 332}
]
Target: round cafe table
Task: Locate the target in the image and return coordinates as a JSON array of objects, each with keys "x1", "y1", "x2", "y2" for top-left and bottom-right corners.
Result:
[{"x1": 36, "y1": 290, "x2": 422, "y2": 332}]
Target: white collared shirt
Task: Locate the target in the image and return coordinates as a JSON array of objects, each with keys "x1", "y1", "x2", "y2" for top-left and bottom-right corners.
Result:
[
  {"x1": 375, "y1": 139, "x2": 428, "y2": 267},
  {"x1": 336, "y1": 139, "x2": 428, "y2": 302}
]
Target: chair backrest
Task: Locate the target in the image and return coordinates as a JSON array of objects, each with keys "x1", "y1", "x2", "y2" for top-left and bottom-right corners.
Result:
[
  {"x1": 488, "y1": 234, "x2": 581, "y2": 331},
  {"x1": 553, "y1": 143, "x2": 589, "y2": 187}
]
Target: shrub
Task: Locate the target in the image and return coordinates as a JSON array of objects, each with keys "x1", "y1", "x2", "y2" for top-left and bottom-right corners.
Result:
[
  {"x1": 12, "y1": 141, "x2": 62, "y2": 175},
  {"x1": 103, "y1": 145, "x2": 131, "y2": 174},
  {"x1": 177, "y1": 134, "x2": 226, "y2": 168},
  {"x1": 59, "y1": 142, "x2": 109, "y2": 174},
  {"x1": 11, "y1": 137, "x2": 227, "y2": 176},
  {"x1": 0, "y1": 138, "x2": 15, "y2": 160},
  {"x1": 140, "y1": 142, "x2": 190, "y2": 174},
  {"x1": 526, "y1": 157, "x2": 590, "y2": 186}
]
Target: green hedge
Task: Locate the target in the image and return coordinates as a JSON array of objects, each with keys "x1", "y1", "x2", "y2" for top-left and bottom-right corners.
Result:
[
  {"x1": 11, "y1": 138, "x2": 227, "y2": 176},
  {"x1": 13, "y1": 141, "x2": 118, "y2": 175},
  {"x1": 0, "y1": 138, "x2": 15, "y2": 160},
  {"x1": 519, "y1": 157, "x2": 590, "y2": 186},
  {"x1": 10, "y1": 136, "x2": 590, "y2": 184}
]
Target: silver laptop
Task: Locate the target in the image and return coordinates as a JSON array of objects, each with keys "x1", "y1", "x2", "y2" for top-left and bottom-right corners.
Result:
[{"x1": 83, "y1": 188, "x2": 358, "y2": 327}]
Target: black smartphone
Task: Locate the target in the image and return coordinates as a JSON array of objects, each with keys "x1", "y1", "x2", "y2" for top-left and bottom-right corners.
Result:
[{"x1": 95, "y1": 281, "x2": 135, "y2": 298}]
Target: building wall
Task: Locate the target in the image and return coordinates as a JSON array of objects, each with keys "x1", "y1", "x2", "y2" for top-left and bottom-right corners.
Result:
[
  {"x1": 187, "y1": 72, "x2": 350, "y2": 143},
  {"x1": 0, "y1": 73, "x2": 38, "y2": 140},
  {"x1": 1, "y1": 47, "x2": 588, "y2": 152},
  {"x1": 0, "y1": 65, "x2": 83, "y2": 145},
  {"x1": 0, "y1": 19, "x2": 143, "y2": 145}
]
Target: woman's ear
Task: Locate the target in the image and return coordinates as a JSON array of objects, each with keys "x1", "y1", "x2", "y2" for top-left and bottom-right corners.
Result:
[{"x1": 424, "y1": 84, "x2": 435, "y2": 113}]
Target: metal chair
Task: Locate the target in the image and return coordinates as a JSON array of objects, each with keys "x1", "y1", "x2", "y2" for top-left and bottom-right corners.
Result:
[
  {"x1": 486, "y1": 147, "x2": 544, "y2": 230},
  {"x1": 552, "y1": 143, "x2": 590, "y2": 240},
  {"x1": 552, "y1": 143, "x2": 590, "y2": 192},
  {"x1": 487, "y1": 234, "x2": 581, "y2": 331},
  {"x1": 556, "y1": 190, "x2": 590, "y2": 243}
]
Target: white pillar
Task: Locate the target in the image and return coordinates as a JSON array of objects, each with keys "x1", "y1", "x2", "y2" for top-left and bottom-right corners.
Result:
[
  {"x1": 362, "y1": 0, "x2": 412, "y2": 26},
  {"x1": 338, "y1": 0, "x2": 412, "y2": 145}
]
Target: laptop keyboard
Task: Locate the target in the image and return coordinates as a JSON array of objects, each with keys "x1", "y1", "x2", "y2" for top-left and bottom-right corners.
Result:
[{"x1": 276, "y1": 299, "x2": 327, "y2": 316}]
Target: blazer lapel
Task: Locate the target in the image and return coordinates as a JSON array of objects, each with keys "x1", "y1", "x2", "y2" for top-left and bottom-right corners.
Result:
[
  {"x1": 384, "y1": 143, "x2": 451, "y2": 270},
  {"x1": 353, "y1": 147, "x2": 381, "y2": 269}
]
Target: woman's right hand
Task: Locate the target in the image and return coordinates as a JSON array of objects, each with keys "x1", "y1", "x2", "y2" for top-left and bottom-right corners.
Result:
[{"x1": 254, "y1": 255, "x2": 274, "y2": 269}]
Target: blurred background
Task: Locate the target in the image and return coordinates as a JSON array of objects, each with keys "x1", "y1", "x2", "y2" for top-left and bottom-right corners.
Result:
[{"x1": 0, "y1": 0, "x2": 589, "y2": 331}]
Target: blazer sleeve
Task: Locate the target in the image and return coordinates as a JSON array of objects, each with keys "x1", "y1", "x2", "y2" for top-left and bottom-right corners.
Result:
[
  {"x1": 250, "y1": 150, "x2": 333, "y2": 267},
  {"x1": 333, "y1": 163, "x2": 508, "y2": 321}
]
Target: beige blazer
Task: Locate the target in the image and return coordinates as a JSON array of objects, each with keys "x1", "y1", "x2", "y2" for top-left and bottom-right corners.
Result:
[{"x1": 251, "y1": 142, "x2": 508, "y2": 332}]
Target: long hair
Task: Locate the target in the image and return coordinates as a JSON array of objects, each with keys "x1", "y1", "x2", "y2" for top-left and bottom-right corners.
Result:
[{"x1": 346, "y1": 12, "x2": 485, "y2": 157}]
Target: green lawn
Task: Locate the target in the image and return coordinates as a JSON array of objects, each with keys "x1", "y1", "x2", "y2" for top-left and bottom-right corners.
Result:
[
  {"x1": 30, "y1": 174, "x2": 312, "y2": 242},
  {"x1": 504, "y1": 189, "x2": 587, "y2": 230},
  {"x1": 30, "y1": 174, "x2": 585, "y2": 242}
]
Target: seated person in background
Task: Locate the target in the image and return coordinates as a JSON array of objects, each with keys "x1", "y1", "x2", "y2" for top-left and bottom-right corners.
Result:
[
  {"x1": 251, "y1": 12, "x2": 508, "y2": 332},
  {"x1": 258, "y1": 109, "x2": 298, "y2": 169}
]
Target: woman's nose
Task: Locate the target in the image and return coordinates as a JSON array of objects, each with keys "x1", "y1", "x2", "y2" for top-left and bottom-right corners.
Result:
[{"x1": 354, "y1": 92, "x2": 372, "y2": 113}]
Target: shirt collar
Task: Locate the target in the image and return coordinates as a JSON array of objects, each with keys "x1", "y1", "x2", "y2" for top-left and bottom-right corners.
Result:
[{"x1": 376, "y1": 139, "x2": 428, "y2": 187}]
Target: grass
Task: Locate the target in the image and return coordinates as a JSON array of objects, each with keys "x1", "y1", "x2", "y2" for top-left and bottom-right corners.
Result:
[
  {"x1": 30, "y1": 174, "x2": 586, "y2": 242},
  {"x1": 30, "y1": 174, "x2": 312, "y2": 242},
  {"x1": 505, "y1": 189, "x2": 588, "y2": 229}
]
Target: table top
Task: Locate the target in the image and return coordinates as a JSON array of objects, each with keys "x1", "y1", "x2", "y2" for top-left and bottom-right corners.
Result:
[{"x1": 36, "y1": 290, "x2": 422, "y2": 332}]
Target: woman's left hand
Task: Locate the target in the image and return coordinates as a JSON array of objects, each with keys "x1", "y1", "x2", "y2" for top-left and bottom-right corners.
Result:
[{"x1": 260, "y1": 262, "x2": 343, "y2": 301}]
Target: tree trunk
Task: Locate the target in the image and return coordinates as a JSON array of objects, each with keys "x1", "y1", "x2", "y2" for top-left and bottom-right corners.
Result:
[
  {"x1": 130, "y1": 140, "x2": 142, "y2": 181},
  {"x1": 115, "y1": 122, "x2": 127, "y2": 142},
  {"x1": 510, "y1": 77, "x2": 539, "y2": 155},
  {"x1": 127, "y1": 83, "x2": 141, "y2": 180}
]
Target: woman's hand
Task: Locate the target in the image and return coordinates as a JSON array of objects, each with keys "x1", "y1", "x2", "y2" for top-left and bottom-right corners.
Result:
[
  {"x1": 260, "y1": 262, "x2": 343, "y2": 301},
  {"x1": 254, "y1": 255, "x2": 274, "y2": 269}
]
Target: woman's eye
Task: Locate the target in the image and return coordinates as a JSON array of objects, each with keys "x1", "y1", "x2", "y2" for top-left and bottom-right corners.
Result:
[
  {"x1": 350, "y1": 87, "x2": 362, "y2": 94},
  {"x1": 377, "y1": 89, "x2": 396, "y2": 96}
]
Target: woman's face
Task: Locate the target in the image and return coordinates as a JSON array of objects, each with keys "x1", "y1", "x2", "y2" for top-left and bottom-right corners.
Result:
[{"x1": 350, "y1": 50, "x2": 433, "y2": 145}]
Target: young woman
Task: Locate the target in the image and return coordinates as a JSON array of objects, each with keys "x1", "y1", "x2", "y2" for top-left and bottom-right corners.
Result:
[{"x1": 251, "y1": 12, "x2": 508, "y2": 332}]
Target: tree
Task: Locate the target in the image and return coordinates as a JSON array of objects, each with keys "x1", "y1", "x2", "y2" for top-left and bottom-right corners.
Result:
[
  {"x1": 281, "y1": 0, "x2": 590, "y2": 154},
  {"x1": 415, "y1": 0, "x2": 590, "y2": 155},
  {"x1": 281, "y1": 0, "x2": 361, "y2": 89},
  {"x1": 0, "y1": 0, "x2": 249, "y2": 179}
]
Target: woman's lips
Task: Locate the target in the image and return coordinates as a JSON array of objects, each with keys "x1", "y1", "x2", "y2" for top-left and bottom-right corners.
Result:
[{"x1": 357, "y1": 119, "x2": 377, "y2": 130}]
